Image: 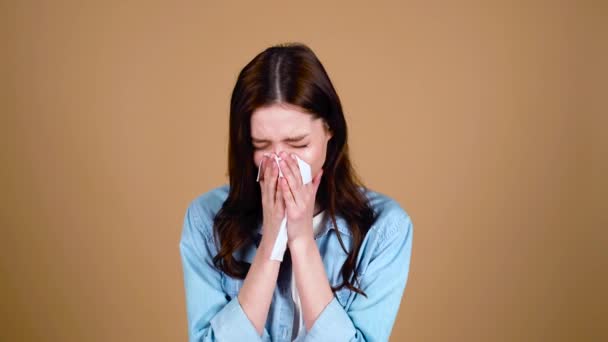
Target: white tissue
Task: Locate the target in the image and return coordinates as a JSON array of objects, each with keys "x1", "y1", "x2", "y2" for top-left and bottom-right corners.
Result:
[{"x1": 256, "y1": 153, "x2": 312, "y2": 261}]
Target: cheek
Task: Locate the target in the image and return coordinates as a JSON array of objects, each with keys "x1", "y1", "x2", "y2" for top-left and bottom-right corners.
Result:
[
  {"x1": 253, "y1": 152, "x2": 264, "y2": 167},
  {"x1": 295, "y1": 147, "x2": 325, "y2": 176}
]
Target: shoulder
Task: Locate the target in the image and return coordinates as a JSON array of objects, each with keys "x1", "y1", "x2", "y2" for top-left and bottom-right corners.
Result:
[
  {"x1": 186, "y1": 184, "x2": 230, "y2": 221},
  {"x1": 181, "y1": 184, "x2": 230, "y2": 242},
  {"x1": 358, "y1": 186, "x2": 414, "y2": 244}
]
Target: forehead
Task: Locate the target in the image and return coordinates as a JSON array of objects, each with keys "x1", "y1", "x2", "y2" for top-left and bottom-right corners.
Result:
[{"x1": 250, "y1": 104, "x2": 315, "y2": 137}]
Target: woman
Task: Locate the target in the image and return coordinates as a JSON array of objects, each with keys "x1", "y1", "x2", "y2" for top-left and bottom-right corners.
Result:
[{"x1": 179, "y1": 42, "x2": 414, "y2": 342}]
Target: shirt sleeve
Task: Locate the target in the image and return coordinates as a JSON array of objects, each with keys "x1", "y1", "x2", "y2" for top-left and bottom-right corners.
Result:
[
  {"x1": 304, "y1": 210, "x2": 414, "y2": 342},
  {"x1": 179, "y1": 202, "x2": 272, "y2": 342}
]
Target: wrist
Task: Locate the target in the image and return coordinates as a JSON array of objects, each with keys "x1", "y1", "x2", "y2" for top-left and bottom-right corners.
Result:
[
  {"x1": 258, "y1": 234, "x2": 282, "y2": 261},
  {"x1": 287, "y1": 220, "x2": 314, "y2": 244},
  {"x1": 288, "y1": 234, "x2": 315, "y2": 252}
]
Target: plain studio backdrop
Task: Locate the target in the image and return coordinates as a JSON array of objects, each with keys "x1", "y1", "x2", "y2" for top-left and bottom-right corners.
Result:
[{"x1": 1, "y1": 1, "x2": 606, "y2": 341}]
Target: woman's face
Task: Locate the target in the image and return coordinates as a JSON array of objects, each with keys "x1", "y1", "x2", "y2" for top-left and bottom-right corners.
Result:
[{"x1": 250, "y1": 103, "x2": 332, "y2": 180}]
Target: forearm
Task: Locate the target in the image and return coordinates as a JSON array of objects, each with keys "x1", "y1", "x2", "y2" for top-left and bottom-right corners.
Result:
[
  {"x1": 238, "y1": 234, "x2": 281, "y2": 336},
  {"x1": 289, "y1": 236, "x2": 334, "y2": 331}
]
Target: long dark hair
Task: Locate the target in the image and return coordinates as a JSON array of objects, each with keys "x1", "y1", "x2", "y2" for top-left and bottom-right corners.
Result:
[{"x1": 212, "y1": 42, "x2": 377, "y2": 297}]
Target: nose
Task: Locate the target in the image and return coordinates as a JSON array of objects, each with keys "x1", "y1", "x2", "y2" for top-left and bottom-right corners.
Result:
[
  {"x1": 264, "y1": 150, "x2": 278, "y2": 158},
  {"x1": 263, "y1": 151, "x2": 282, "y2": 164},
  {"x1": 270, "y1": 149, "x2": 285, "y2": 159}
]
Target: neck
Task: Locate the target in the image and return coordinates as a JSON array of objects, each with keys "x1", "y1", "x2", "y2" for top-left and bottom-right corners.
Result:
[{"x1": 313, "y1": 202, "x2": 323, "y2": 217}]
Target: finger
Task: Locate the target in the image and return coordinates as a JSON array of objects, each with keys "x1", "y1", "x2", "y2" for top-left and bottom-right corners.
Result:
[
  {"x1": 275, "y1": 180, "x2": 285, "y2": 216},
  {"x1": 263, "y1": 155, "x2": 273, "y2": 182},
  {"x1": 263, "y1": 153, "x2": 274, "y2": 180},
  {"x1": 256, "y1": 157, "x2": 265, "y2": 182},
  {"x1": 259, "y1": 153, "x2": 275, "y2": 181},
  {"x1": 267, "y1": 158, "x2": 279, "y2": 203},
  {"x1": 282, "y1": 152, "x2": 303, "y2": 187},
  {"x1": 278, "y1": 158, "x2": 299, "y2": 206},
  {"x1": 279, "y1": 177, "x2": 296, "y2": 210},
  {"x1": 285, "y1": 152, "x2": 307, "y2": 205},
  {"x1": 278, "y1": 152, "x2": 301, "y2": 189}
]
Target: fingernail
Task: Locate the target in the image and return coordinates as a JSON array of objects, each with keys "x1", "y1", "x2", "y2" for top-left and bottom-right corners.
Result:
[{"x1": 290, "y1": 153, "x2": 297, "y2": 160}]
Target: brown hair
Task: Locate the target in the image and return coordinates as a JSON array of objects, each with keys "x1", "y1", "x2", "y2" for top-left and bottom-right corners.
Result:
[{"x1": 212, "y1": 42, "x2": 377, "y2": 297}]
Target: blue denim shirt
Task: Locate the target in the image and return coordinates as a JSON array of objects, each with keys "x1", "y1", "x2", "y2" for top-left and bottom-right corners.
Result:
[{"x1": 179, "y1": 184, "x2": 414, "y2": 341}]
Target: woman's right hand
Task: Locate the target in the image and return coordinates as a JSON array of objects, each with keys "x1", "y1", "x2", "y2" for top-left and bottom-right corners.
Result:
[{"x1": 258, "y1": 154, "x2": 285, "y2": 240}]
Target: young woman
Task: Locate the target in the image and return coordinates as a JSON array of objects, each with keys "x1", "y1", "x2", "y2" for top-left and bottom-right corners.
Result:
[{"x1": 179, "y1": 42, "x2": 414, "y2": 342}]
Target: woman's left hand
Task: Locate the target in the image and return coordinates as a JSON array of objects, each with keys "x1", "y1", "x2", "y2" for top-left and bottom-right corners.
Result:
[{"x1": 276, "y1": 151, "x2": 323, "y2": 244}]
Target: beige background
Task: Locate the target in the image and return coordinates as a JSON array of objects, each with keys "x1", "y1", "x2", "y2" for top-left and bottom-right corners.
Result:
[{"x1": 2, "y1": 1, "x2": 606, "y2": 341}]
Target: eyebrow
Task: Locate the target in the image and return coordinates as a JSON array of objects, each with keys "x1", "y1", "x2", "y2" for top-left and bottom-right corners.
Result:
[{"x1": 251, "y1": 134, "x2": 309, "y2": 143}]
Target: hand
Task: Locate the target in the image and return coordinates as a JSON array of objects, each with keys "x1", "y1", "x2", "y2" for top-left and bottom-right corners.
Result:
[
  {"x1": 258, "y1": 154, "x2": 285, "y2": 240},
  {"x1": 276, "y1": 151, "x2": 324, "y2": 244}
]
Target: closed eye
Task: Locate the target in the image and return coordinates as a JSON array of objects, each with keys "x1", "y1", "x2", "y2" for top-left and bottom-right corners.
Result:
[{"x1": 253, "y1": 144, "x2": 308, "y2": 150}]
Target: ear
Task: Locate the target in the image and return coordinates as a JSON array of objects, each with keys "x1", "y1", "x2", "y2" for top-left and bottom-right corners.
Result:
[{"x1": 323, "y1": 121, "x2": 333, "y2": 140}]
